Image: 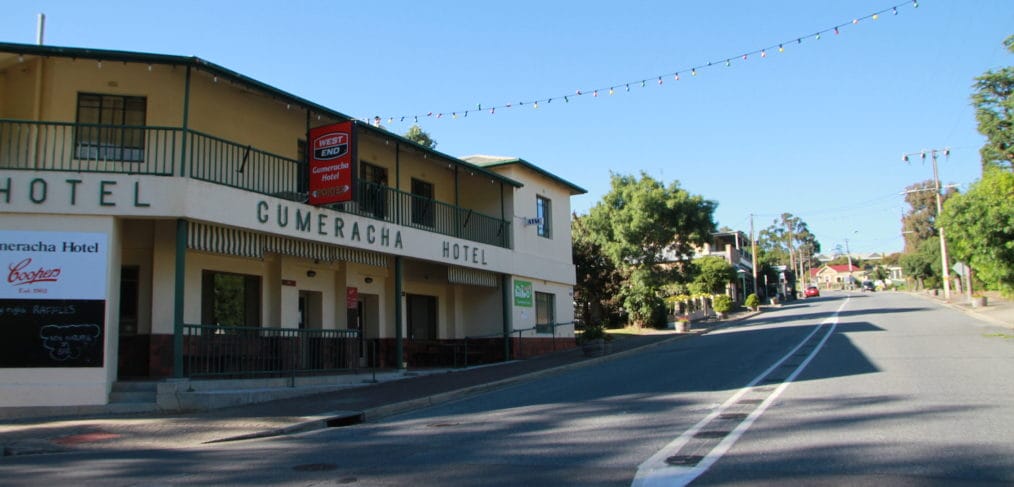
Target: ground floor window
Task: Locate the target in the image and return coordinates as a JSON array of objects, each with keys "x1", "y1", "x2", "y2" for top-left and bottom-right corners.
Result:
[
  {"x1": 201, "y1": 270, "x2": 261, "y2": 327},
  {"x1": 535, "y1": 291, "x2": 555, "y2": 333}
]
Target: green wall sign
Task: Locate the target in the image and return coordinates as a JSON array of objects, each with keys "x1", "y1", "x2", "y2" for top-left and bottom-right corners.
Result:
[{"x1": 514, "y1": 280, "x2": 533, "y2": 307}]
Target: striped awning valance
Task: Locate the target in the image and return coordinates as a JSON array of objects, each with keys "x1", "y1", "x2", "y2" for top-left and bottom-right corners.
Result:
[
  {"x1": 448, "y1": 266, "x2": 498, "y2": 288},
  {"x1": 188, "y1": 222, "x2": 262, "y2": 258},
  {"x1": 188, "y1": 222, "x2": 387, "y2": 268}
]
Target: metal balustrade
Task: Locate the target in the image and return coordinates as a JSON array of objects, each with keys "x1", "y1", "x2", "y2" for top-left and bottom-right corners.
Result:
[
  {"x1": 1, "y1": 119, "x2": 511, "y2": 248},
  {"x1": 331, "y1": 180, "x2": 511, "y2": 248},
  {"x1": 182, "y1": 324, "x2": 361, "y2": 378},
  {"x1": 0, "y1": 119, "x2": 177, "y2": 175}
]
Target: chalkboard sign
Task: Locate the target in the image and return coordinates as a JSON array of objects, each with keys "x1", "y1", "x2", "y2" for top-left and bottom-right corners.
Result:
[{"x1": 0, "y1": 299, "x2": 105, "y2": 368}]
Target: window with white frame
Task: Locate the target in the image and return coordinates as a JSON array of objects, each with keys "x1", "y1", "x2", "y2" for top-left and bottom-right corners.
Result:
[{"x1": 536, "y1": 195, "x2": 552, "y2": 238}]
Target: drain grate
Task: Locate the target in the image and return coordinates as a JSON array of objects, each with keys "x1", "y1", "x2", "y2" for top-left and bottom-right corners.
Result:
[
  {"x1": 426, "y1": 422, "x2": 461, "y2": 428},
  {"x1": 719, "y1": 412, "x2": 749, "y2": 420},
  {"x1": 694, "y1": 430, "x2": 730, "y2": 439},
  {"x1": 665, "y1": 454, "x2": 704, "y2": 466},
  {"x1": 292, "y1": 463, "x2": 338, "y2": 472}
]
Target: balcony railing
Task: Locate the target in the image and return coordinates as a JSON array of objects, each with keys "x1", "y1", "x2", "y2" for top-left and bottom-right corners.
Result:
[
  {"x1": 330, "y1": 180, "x2": 511, "y2": 248},
  {"x1": 0, "y1": 119, "x2": 510, "y2": 248}
]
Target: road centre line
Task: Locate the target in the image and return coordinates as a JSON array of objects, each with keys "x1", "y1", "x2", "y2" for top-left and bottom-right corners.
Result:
[{"x1": 631, "y1": 298, "x2": 850, "y2": 487}]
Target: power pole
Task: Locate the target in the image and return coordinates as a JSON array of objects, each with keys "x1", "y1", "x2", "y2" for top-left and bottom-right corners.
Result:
[
  {"x1": 902, "y1": 148, "x2": 952, "y2": 300},
  {"x1": 750, "y1": 214, "x2": 759, "y2": 298}
]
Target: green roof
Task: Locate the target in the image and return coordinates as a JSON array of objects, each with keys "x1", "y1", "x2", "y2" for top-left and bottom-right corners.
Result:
[{"x1": 463, "y1": 155, "x2": 587, "y2": 195}]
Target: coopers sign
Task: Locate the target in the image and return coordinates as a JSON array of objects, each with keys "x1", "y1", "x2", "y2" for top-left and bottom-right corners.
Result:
[
  {"x1": 0, "y1": 231, "x2": 107, "y2": 367},
  {"x1": 308, "y1": 121, "x2": 355, "y2": 206}
]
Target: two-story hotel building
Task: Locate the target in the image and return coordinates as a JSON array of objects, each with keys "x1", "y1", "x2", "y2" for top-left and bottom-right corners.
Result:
[{"x1": 0, "y1": 42, "x2": 585, "y2": 410}]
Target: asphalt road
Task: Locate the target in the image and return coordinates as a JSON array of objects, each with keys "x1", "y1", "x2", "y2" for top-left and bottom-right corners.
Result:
[{"x1": 1, "y1": 291, "x2": 1011, "y2": 486}]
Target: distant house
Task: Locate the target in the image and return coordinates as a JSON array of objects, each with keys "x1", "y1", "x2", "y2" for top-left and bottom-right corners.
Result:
[
  {"x1": 812, "y1": 264, "x2": 866, "y2": 289},
  {"x1": 691, "y1": 231, "x2": 755, "y2": 302}
]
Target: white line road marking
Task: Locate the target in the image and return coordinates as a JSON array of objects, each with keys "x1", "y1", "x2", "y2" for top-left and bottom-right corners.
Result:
[{"x1": 631, "y1": 298, "x2": 850, "y2": 487}]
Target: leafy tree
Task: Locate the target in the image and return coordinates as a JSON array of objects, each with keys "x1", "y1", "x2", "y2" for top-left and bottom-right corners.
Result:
[
  {"x1": 572, "y1": 214, "x2": 625, "y2": 327},
  {"x1": 901, "y1": 179, "x2": 957, "y2": 252},
  {"x1": 971, "y1": 35, "x2": 1014, "y2": 171},
  {"x1": 758, "y1": 213, "x2": 820, "y2": 277},
  {"x1": 870, "y1": 265, "x2": 890, "y2": 282},
  {"x1": 939, "y1": 167, "x2": 1014, "y2": 296},
  {"x1": 901, "y1": 237, "x2": 941, "y2": 290},
  {"x1": 584, "y1": 172, "x2": 716, "y2": 325},
  {"x1": 692, "y1": 256, "x2": 737, "y2": 294},
  {"x1": 881, "y1": 252, "x2": 902, "y2": 267},
  {"x1": 403, "y1": 125, "x2": 437, "y2": 149}
]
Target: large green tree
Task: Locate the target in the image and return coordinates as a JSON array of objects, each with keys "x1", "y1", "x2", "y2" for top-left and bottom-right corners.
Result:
[
  {"x1": 971, "y1": 35, "x2": 1014, "y2": 171},
  {"x1": 757, "y1": 213, "x2": 821, "y2": 276},
  {"x1": 584, "y1": 172, "x2": 716, "y2": 325},
  {"x1": 572, "y1": 214, "x2": 625, "y2": 327},
  {"x1": 939, "y1": 167, "x2": 1014, "y2": 296},
  {"x1": 901, "y1": 179, "x2": 957, "y2": 252}
]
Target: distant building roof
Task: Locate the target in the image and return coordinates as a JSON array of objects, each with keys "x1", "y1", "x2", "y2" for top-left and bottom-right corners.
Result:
[
  {"x1": 820, "y1": 264, "x2": 863, "y2": 274},
  {"x1": 463, "y1": 155, "x2": 587, "y2": 196}
]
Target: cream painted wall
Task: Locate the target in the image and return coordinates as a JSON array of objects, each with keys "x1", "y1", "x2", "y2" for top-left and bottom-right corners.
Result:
[
  {"x1": 499, "y1": 166, "x2": 575, "y2": 261},
  {"x1": 0, "y1": 57, "x2": 38, "y2": 118},
  {"x1": 278, "y1": 254, "x2": 342, "y2": 329},
  {"x1": 36, "y1": 58, "x2": 184, "y2": 125},
  {"x1": 0, "y1": 214, "x2": 118, "y2": 407},
  {"x1": 509, "y1": 277, "x2": 575, "y2": 338},
  {"x1": 187, "y1": 70, "x2": 307, "y2": 160},
  {"x1": 459, "y1": 285, "x2": 504, "y2": 338}
]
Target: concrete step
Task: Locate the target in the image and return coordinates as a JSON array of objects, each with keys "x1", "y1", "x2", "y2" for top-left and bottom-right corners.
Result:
[
  {"x1": 111, "y1": 381, "x2": 158, "y2": 393},
  {"x1": 109, "y1": 381, "x2": 158, "y2": 407},
  {"x1": 109, "y1": 391, "x2": 156, "y2": 404}
]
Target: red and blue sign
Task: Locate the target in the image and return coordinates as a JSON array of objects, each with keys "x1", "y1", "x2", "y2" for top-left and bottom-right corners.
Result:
[{"x1": 308, "y1": 121, "x2": 354, "y2": 205}]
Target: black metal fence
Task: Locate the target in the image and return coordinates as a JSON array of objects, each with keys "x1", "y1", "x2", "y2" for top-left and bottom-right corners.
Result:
[{"x1": 182, "y1": 324, "x2": 361, "y2": 378}]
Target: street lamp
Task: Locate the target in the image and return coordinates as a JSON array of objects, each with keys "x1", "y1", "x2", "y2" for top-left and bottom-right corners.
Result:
[{"x1": 902, "y1": 148, "x2": 952, "y2": 300}]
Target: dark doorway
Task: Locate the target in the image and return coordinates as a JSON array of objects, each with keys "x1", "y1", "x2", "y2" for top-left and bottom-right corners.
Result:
[
  {"x1": 411, "y1": 178, "x2": 434, "y2": 227},
  {"x1": 406, "y1": 294, "x2": 437, "y2": 340},
  {"x1": 117, "y1": 266, "x2": 149, "y2": 379},
  {"x1": 360, "y1": 161, "x2": 389, "y2": 219}
]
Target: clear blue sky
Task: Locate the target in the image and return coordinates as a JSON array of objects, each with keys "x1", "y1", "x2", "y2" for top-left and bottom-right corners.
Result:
[{"x1": 4, "y1": 1, "x2": 1012, "y2": 255}]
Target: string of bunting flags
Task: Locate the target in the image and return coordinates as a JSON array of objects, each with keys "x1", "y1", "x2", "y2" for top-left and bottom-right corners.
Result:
[{"x1": 368, "y1": 0, "x2": 920, "y2": 127}]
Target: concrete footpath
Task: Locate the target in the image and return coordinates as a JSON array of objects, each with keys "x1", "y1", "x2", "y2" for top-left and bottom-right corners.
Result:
[{"x1": 2, "y1": 292, "x2": 1009, "y2": 457}]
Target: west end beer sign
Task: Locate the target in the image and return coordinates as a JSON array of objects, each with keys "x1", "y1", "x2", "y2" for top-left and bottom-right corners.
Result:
[{"x1": 308, "y1": 121, "x2": 355, "y2": 206}]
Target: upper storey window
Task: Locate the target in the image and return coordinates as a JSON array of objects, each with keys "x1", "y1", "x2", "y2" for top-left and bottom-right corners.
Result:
[
  {"x1": 75, "y1": 93, "x2": 147, "y2": 162},
  {"x1": 536, "y1": 195, "x2": 552, "y2": 238}
]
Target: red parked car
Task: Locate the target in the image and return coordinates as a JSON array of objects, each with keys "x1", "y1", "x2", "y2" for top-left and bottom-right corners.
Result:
[{"x1": 804, "y1": 286, "x2": 820, "y2": 298}]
